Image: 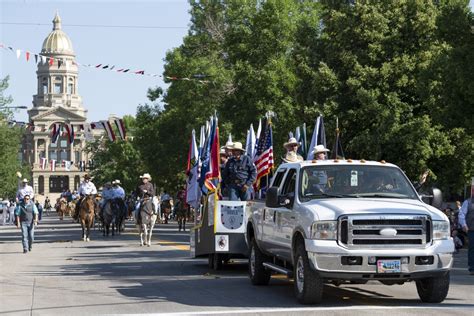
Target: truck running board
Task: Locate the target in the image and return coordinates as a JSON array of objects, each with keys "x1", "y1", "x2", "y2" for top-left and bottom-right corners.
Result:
[{"x1": 263, "y1": 262, "x2": 293, "y2": 278}]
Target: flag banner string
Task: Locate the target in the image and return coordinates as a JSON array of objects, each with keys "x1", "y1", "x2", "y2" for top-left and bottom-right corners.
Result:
[
  {"x1": 0, "y1": 42, "x2": 210, "y2": 83},
  {"x1": 5, "y1": 118, "x2": 127, "y2": 143}
]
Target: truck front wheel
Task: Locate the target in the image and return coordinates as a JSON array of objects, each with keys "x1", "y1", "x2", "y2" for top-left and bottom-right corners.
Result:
[
  {"x1": 294, "y1": 243, "x2": 323, "y2": 304},
  {"x1": 249, "y1": 239, "x2": 271, "y2": 285},
  {"x1": 415, "y1": 272, "x2": 450, "y2": 303}
]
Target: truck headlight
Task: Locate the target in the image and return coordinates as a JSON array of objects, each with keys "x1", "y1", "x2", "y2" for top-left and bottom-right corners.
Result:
[
  {"x1": 311, "y1": 221, "x2": 337, "y2": 240},
  {"x1": 432, "y1": 221, "x2": 450, "y2": 240}
]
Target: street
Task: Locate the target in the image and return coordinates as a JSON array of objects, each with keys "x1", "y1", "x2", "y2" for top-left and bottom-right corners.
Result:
[{"x1": 0, "y1": 214, "x2": 473, "y2": 316}]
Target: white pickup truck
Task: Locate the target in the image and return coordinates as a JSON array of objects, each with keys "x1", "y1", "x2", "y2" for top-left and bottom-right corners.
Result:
[{"x1": 246, "y1": 160, "x2": 453, "y2": 304}]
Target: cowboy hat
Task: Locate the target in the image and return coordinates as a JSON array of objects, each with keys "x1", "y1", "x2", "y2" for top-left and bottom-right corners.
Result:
[
  {"x1": 140, "y1": 173, "x2": 152, "y2": 180},
  {"x1": 225, "y1": 140, "x2": 234, "y2": 149},
  {"x1": 113, "y1": 179, "x2": 121, "y2": 185},
  {"x1": 22, "y1": 178, "x2": 29, "y2": 183},
  {"x1": 283, "y1": 137, "x2": 299, "y2": 149},
  {"x1": 84, "y1": 174, "x2": 91, "y2": 179},
  {"x1": 313, "y1": 144, "x2": 330, "y2": 154},
  {"x1": 282, "y1": 151, "x2": 303, "y2": 163},
  {"x1": 231, "y1": 142, "x2": 245, "y2": 152},
  {"x1": 220, "y1": 148, "x2": 227, "y2": 156}
]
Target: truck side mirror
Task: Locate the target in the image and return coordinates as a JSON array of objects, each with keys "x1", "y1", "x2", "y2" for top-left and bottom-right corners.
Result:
[
  {"x1": 420, "y1": 187, "x2": 443, "y2": 210},
  {"x1": 265, "y1": 187, "x2": 279, "y2": 208}
]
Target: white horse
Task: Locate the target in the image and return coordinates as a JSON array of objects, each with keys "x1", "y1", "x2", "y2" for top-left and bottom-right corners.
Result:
[{"x1": 136, "y1": 197, "x2": 159, "y2": 246}]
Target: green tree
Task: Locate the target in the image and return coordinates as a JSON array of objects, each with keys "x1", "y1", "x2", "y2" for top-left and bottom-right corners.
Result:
[{"x1": 0, "y1": 76, "x2": 28, "y2": 198}]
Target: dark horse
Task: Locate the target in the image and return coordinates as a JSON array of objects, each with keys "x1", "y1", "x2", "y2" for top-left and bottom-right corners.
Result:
[
  {"x1": 79, "y1": 195, "x2": 95, "y2": 241},
  {"x1": 102, "y1": 198, "x2": 126, "y2": 236}
]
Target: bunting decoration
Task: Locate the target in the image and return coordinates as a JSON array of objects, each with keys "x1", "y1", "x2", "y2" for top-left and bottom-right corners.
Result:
[
  {"x1": 50, "y1": 159, "x2": 56, "y2": 171},
  {"x1": 1, "y1": 42, "x2": 210, "y2": 83},
  {"x1": 64, "y1": 123, "x2": 75, "y2": 144},
  {"x1": 51, "y1": 123, "x2": 61, "y2": 143},
  {"x1": 101, "y1": 120, "x2": 116, "y2": 142},
  {"x1": 40, "y1": 157, "x2": 47, "y2": 170},
  {"x1": 113, "y1": 118, "x2": 126, "y2": 140}
]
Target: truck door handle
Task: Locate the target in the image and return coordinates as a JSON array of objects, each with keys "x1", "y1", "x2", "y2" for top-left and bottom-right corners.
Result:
[
  {"x1": 274, "y1": 211, "x2": 277, "y2": 223},
  {"x1": 290, "y1": 216, "x2": 296, "y2": 219}
]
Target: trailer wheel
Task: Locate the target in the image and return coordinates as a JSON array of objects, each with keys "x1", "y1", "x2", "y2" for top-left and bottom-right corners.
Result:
[
  {"x1": 416, "y1": 272, "x2": 450, "y2": 303},
  {"x1": 294, "y1": 243, "x2": 323, "y2": 304},
  {"x1": 249, "y1": 239, "x2": 271, "y2": 285}
]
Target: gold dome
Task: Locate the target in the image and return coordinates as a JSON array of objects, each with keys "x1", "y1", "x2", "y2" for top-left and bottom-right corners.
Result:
[{"x1": 41, "y1": 13, "x2": 74, "y2": 55}]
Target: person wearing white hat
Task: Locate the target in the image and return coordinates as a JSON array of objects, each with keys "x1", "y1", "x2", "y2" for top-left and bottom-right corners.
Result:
[
  {"x1": 282, "y1": 137, "x2": 304, "y2": 163},
  {"x1": 16, "y1": 178, "x2": 35, "y2": 203},
  {"x1": 313, "y1": 144, "x2": 330, "y2": 160},
  {"x1": 134, "y1": 173, "x2": 156, "y2": 224},
  {"x1": 224, "y1": 140, "x2": 234, "y2": 158},
  {"x1": 75, "y1": 174, "x2": 98, "y2": 220},
  {"x1": 222, "y1": 142, "x2": 257, "y2": 201}
]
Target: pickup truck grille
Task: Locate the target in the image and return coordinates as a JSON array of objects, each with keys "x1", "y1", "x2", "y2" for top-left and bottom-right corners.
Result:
[{"x1": 338, "y1": 214, "x2": 431, "y2": 249}]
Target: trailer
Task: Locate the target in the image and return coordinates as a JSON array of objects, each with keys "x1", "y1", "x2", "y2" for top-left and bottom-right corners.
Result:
[{"x1": 190, "y1": 193, "x2": 250, "y2": 270}]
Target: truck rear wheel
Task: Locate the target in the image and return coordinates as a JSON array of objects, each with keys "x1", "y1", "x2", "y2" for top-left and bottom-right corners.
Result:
[
  {"x1": 415, "y1": 272, "x2": 450, "y2": 303},
  {"x1": 294, "y1": 243, "x2": 323, "y2": 304},
  {"x1": 249, "y1": 239, "x2": 271, "y2": 285}
]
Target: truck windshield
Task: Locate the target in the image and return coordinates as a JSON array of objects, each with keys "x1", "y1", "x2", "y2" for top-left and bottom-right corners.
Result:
[{"x1": 299, "y1": 165, "x2": 418, "y2": 200}]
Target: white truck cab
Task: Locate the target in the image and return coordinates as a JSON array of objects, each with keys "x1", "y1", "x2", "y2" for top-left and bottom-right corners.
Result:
[{"x1": 246, "y1": 160, "x2": 453, "y2": 304}]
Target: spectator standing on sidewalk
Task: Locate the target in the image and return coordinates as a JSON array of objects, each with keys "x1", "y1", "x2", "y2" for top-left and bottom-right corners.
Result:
[
  {"x1": 458, "y1": 196, "x2": 474, "y2": 275},
  {"x1": 15, "y1": 195, "x2": 38, "y2": 253},
  {"x1": 8, "y1": 200, "x2": 16, "y2": 225}
]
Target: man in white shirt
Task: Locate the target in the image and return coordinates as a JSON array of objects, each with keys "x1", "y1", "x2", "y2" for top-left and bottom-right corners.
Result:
[
  {"x1": 75, "y1": 174, "x2": 97, "y2": 220},
  {"x1": 16, "y1": 179, "x2": 35, "y2": 203}
]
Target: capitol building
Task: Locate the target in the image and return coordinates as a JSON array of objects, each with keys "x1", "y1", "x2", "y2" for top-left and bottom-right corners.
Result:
[{"x1": 21, "y1": 13, "x2": 102, "y2": 200}]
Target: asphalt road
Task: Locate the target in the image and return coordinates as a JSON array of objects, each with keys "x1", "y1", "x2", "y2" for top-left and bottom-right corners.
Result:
[{"x1": 0, "y1": 214, "x2": 473, "y2": 316}]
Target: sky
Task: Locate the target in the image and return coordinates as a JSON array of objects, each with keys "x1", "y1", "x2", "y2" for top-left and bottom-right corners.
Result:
[
  {"x1": 1, "y1": 0, "x2": 473, "y2": 123},
  {"x1": 0, "y1": 0, "x2": 191, "y2": 122}
]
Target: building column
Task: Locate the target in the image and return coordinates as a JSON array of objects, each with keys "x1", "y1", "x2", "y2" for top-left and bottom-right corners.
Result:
[
  {"x1": 45, "y1": 138, "x2": 50, "y2": 161},
  {"x1": 34, "y1": 138, "x2": 38, "y2": 165}
]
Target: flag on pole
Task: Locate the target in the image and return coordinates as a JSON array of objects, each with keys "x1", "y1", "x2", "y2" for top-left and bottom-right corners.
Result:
[
  {"x1": 186, "y1": 130, "x2": 201, "y2": 209},
  {"x1": 246, "y1": 124, "x2": 256, "y2": 159},
  {"x1": 296, "y1": 123, "x2": 307, "y2": 158},
  {"x1": 254, "y1": 118, "x2": 274, "y2": 191},
  {"x1": 306, "y1": 115, "x2": 327, "y2": 160},
  {"x1": 253, "y1": 119, "x2": 262, "y2": 160},
  {"x1": 331, "y1": 117, "x2": 345, "y2": 159},
  {"x1": 204, "y1": 116, "x2": 220, "y2": 193}
]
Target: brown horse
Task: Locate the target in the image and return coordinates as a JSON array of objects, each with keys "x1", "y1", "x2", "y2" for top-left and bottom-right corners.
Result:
[
  {"x1": 56, "y1": 198, "x2": 68, "y2": 220},
  {"x1": 79, "y1": 195, "x2": 95, "y2": 241},
  {"x1": 161, "y1": 199, "x2": 173, "y2": 224}
]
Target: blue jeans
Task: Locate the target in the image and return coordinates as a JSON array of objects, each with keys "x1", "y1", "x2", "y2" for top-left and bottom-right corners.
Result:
[
  {"x1": 21, "y1": 221, "x2": 35, "y2": 251},
  {"x1": 468, "y1": 231, "x2": 474, "y2": 272},
  {"x1": 228, "y1": 185, "x2": 251, "y2": 201}
]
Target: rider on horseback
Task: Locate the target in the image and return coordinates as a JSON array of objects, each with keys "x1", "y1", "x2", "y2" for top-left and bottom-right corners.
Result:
[
  {"x1": 134, "y1": 173, "x2": 155, "y2": 224},
  {"x1": 111, "y1": 180, "x2": 126, "y2": 211},
  {"x1": 74, "y1": 174, "x2": 97, "y2": 220},
  {"x1": 99, "y1": 182, "x2": 113, "y2": 221}
]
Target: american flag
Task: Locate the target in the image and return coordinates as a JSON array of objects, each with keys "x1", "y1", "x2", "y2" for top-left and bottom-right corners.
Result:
[{"x1": 254, "y1": 119, "x2": 273, "y2": 190}]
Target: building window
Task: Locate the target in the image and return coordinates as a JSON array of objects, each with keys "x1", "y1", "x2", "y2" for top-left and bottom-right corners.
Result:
[
  {"x1": 60, "y1": 140, "x2": 68, "y2": 148},
  {"x1": 54, "y1": 76, "x2": 62, "y2": 93},
  {"x1": 67, "y1": 78, "x2": 74, "y2": 94}
]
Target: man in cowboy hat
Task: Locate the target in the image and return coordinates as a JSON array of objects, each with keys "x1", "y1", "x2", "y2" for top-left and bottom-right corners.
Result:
[
  {"x1": 282, "y1": 137, "x2": 304, "y2": 163},
  {"x1": 135, "y1": 173, "x2": 156, "y2": 224},
  {"x1": 313, "y1": 144, "x2": 330, "y2": 161},
  {"x1": 220, "y1": 148, "x2": 229, "y2": 198},
  {"x1": 222, "y1": 141, "x2": 257, "y2": 201},
  {"x1": 75, "y1": 174, "x2": 97, "y2": 220},
  {"x1": 16, "y1": 178, "x2": 35, "y2": 203}
]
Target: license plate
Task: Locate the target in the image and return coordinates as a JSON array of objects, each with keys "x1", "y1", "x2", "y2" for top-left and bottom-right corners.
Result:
[{"x1": 377, "y1": 259, "x2": 401, "y2": 273}]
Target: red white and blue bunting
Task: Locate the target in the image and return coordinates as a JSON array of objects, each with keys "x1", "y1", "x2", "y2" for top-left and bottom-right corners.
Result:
[{"x1": 1, "y1": 42, "x2": 210, "y2": 83}]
